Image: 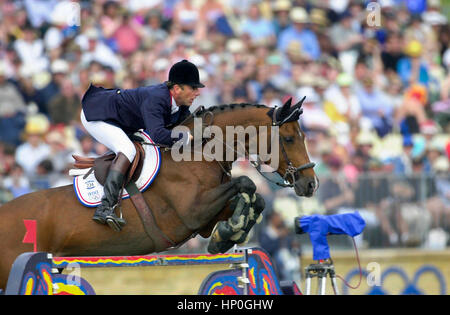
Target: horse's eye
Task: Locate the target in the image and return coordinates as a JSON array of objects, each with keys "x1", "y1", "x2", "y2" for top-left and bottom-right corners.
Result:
[{"x1": 284, "y1": 136, "x2": 294, "y2": 143}]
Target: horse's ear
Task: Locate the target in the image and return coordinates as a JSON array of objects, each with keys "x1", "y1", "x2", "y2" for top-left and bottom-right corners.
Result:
[
  {"x1": 293, "y1": 96, "x2": 306, "y2": 109},
  {"x1": 280, "y1": 97, "x2": 292, "y2": 117}
]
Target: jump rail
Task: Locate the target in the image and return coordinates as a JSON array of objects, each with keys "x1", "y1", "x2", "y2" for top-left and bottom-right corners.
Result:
[{"x1": 3, "y1": 247, "x2": 301, "y2": 295}]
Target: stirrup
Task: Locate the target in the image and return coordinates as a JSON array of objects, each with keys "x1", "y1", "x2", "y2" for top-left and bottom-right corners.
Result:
[{"x1": 105, "y1": 204, "x2": 126, "y2": 231}]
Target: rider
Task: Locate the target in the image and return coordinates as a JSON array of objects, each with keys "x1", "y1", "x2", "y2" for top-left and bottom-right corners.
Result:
[{"x1": 80, "y1": 59, "x2": 204, "y2": 230}]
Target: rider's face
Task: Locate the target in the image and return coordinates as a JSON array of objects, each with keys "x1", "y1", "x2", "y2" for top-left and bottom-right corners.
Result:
[{"x1": 173, "y1": 84, "x2": 201, "y2": 106}]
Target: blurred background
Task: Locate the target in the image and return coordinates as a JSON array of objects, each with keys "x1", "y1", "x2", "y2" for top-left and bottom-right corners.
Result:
[{"x1": 0, "y1": 0, "x2": 449, "y2": 293}]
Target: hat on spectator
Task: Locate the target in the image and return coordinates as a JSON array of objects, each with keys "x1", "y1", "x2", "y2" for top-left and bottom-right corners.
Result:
[
  {"x1": 24, "y1": 114, "x2": 50, "y2": 136},
  {"x1": 426, "y1": 137, "x2": 443, "y2": 152},
  {"x1": 51, "y1": 59, "x2": 69, "y2": 74},
  {"x1": 336, "y1": 72, "x2": 353, "y2": 87},
  {"x1": 32, "y1": 71, "x2": 51, "y2": 89},
  {"x1": 226, "y1": 38, "x2": 246, "y2": 54},
  {"x1": 190, "y1": 54, "x2": 206, "y2": 68},
  {"x1": 310, "y1": 8, "x2": 328, "y2": 26},
  {"x1": 404, "y1": 40, "x2": 423, "y2": 57},
  {"x1": 421, "y1": 120, "x2": 440, "y2": 135},
  {"x1": 297, "y1": 73, "x2": 316, "y2": 87},
  {"x1": 153, "y1": 58, "x2": 169, "y2": 72},
  {"x1": 85, "y1": 28, "x2": 100, "y2": 40},
  {"x1": 290, "y1": 7, "x2": 309, "y2": 24},
  {"x1": 422, "y1": 11, "x2": 447, "y2": 25},
  {"x1": 286, "y1": 40, "x2": 308, "y2": 62},
  {"x1": 356, "y1": 131, "x2": 377, "y2": 146},
  {"x1": 296, "y1": 86, "x2": 319, "y2": 104},
  {"x1": 433, "y1": 156, "x2": 449, "y2": 173},
  {"x1": 197, "y1": 40, "x2": 214, "y2": 53},
  {"x1": 266, "y1": 54, "x2": 282, "y2": 66},
  {"x1": 273, "y1": 0, "x2": 291, "y2": 11},
  {"x1": 46, "y1": 130, "x2": 66, "y2": 148}
]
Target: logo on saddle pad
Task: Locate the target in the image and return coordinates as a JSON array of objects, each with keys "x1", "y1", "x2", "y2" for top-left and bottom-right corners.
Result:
[{"x1": 72, "y1": 131, "x2": 161, "y2": 207}]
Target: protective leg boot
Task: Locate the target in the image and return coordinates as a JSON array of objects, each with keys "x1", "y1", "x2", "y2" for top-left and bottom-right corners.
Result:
[{"x1": 92, "y1": 152, "x2": 131, "y2": 231}]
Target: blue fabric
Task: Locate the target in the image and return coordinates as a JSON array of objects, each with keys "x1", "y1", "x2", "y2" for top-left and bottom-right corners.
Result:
[{"x1": 298, "y1": 212, "x2": 366, "y2": 260}]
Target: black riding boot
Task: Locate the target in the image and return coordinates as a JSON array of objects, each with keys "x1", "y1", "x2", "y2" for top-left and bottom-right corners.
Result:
[{"x1": 92, "y1": 152, "x2": 131, "y2": 231}]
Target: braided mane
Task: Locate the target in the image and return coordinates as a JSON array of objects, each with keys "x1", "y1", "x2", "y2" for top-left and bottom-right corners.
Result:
[{"x1": 194, "y1": 103, "x2": 269, "y2": 117}]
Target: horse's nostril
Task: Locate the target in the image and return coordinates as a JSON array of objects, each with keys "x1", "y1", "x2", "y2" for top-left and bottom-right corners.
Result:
[{"x1": 308, "y1": 180, "x2": 315, "y2": 193}]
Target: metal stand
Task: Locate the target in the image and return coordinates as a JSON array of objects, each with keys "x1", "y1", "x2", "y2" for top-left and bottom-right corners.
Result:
[{"x1": 304, "y1": 259, "x2": 339, "y2": 295}]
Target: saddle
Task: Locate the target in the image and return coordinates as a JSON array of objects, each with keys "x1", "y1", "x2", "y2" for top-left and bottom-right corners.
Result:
[
  {"x1": 72, "y1": 139, "x2": 175, "y2": 251},
  {"x1": 72, "y1": 141, "x2": 145, "y2": 186}
]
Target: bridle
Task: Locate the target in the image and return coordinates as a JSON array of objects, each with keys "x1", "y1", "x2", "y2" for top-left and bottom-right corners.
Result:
[{"x1": 248, "y1": 105, "x2": 316, "y2": 188}]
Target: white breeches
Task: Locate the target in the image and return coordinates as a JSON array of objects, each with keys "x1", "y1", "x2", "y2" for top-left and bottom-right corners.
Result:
[{"x1": 80, "y1": 109, "x2": 136, "y2": 163}]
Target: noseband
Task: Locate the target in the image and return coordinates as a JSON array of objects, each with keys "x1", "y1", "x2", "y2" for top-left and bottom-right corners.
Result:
[{"x1": 277, "y1": 135, "x2": 316, "y2": 188}]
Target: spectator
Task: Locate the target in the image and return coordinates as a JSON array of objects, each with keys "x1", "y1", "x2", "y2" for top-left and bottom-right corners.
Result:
[
  {"x1": 34, "y1": 59, "x2": 70, "y2": 116},
  {"x1": 2, "y1": 163, "x2": 31, "y2": 198},
  {"x1": 172, "y1": 0, "x2": 199, "y2": 35},
  {"x1": 239, "y1": 3, "x2": 276, "y2": 46},
  {"x1": 47, "y1": 78, "x2": 81, "y2": 125},
  {"x1": 13, "y1": 24, "x2": 48, "y2": 72},
  {"x1": 397, "y1": 40, "x2": 430, "y2": 87},
  {"x1": 23, "y1": 0, "x2": 58, "y2": 28},
  {"x1": 278, "y1": 7, "x2": 321, "y2": 61},
  {"x1": 381, "y1": 32, "x2": 405, "y2": 75},
  {"x1": 258, "y1": 211, "x2": 302, "y2": 283},
  {"x1": 356, "y1": 76, "x2": 394, "y2": 137},
  {"x1": 271, "y1": 0, "x2": 292, "y2": 36},
  {"x1": 329, "y1": 10, "x2": 364, "y2": 74},
  {"x1": 78, "y1": 28, "x2": 123, "y2": 71},
  {"x1": 354, "y1": 159, "x2": 396, "y2": 246},
  {"x1": 296, "y1": 86, "x2": 331, "y2": 134},
  {"x1": 324, "y1": 72, "x2": 362, "y2": 127},
  {"x1": 396, "y1": 84, "x2": 429, "y2": 135},
  {"x1": 390, "y1": 135, "x2": 415, "y2": 175},
  {"x1": 0, "y1": 62, "x2": 27, "y2": 146},
  {"x1": 14, "y1": 115, "x2": 50, "y2": 177},
  {"x1": 318, "y1": 155, "x2": 354, "y2": 214},
  {"x1": 142, "y1": 9, "x2": 168, "y2": 44},
  {"x1": 45, "y1": 130, "x2": 73, "y2": 174},
  {"x1": 71, "y1": 134, "x2": 98, "y2": 159}
]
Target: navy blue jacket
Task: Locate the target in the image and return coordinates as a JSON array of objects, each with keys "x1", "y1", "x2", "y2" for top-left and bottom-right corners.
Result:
[{"x1": 81, "y1": 83, "x2": 191, "y2": 146}]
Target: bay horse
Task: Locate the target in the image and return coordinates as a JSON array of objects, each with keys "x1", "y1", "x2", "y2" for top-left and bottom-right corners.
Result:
[{"x1": 0, "y1": 98, "x2": 317, "y2": 290}]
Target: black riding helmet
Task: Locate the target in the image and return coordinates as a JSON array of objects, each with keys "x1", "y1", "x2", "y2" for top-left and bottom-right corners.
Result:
[{"x1": 168, "y1": 59, "x2": 205, "y2": 88}]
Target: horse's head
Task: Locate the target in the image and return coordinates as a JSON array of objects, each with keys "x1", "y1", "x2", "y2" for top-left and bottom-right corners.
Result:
[{"x1": 267, "y1": 97, "x2": 317, "y2": 197}]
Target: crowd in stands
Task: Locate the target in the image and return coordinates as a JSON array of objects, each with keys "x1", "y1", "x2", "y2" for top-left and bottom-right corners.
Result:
[{"x1": 1, "y1": 0, "x2": 450, "y2": 281}]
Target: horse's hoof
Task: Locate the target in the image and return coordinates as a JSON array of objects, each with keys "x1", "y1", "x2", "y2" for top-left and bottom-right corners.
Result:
[
  {"x1": 237, "y1": 176, "x2": 256, "y2": 195},
  {"x1": 207, "y1": 239, "x2": 235, "y2": 254}
]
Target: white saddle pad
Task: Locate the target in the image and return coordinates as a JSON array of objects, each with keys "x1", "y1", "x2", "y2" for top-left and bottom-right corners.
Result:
[{"x1": 72, "y1": 131, "x2": 161, "y2": 207}]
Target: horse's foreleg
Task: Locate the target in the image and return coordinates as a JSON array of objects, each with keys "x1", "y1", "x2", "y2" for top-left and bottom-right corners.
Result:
[
  {"x1": 207, "y1": 192, "x2": 265, "y2": 254},
  {"x1": 180, "y1": 176, "x2": 256, "y2": 232}
]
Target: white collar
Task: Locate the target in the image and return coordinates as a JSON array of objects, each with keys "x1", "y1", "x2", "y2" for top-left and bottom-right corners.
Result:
[{"x1": 171, "y1": 96, "x2": 179, "y2": 114}]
